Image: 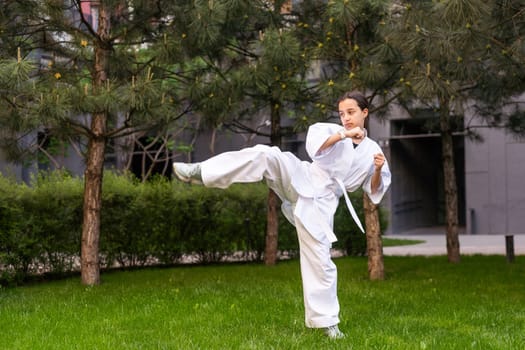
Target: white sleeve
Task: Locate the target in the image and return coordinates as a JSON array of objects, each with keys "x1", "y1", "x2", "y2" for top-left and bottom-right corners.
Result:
[
  {"x1": 305, "y1": 123, "x2": 341, "y2": 160},
  {"x1": 362, "y1": 159, "x2": 391, "y2": 204}
]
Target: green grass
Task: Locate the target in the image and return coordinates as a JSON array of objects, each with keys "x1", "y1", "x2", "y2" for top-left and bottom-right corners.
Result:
[{"x1": 1, "y1": 256, "x2": 524, "y2": 349}]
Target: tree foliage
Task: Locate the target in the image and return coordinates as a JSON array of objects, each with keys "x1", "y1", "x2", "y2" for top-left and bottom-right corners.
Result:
[
  {"x1": 381, "y1": 0, "x2": 525, "y2": 132},
  {"x1": 1, "y1": 0, "x2": 523, "y2": 278}
]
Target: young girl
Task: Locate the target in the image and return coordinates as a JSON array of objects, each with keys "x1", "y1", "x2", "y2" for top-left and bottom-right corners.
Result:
[{"x1": 173, "y1": 91, "x2": 391, "y2": 339}]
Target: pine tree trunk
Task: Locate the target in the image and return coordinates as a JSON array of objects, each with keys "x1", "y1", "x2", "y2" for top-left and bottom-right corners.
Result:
[
  {"x1": 264, "y1": 100, "x2": 281, "y2": 265},
  {"x1": 440, "y1": 102, "x2": 460, "y2": 263},
  {"x1": 81, "y1": 128, "x2": 106, "y2": 285},
  {"x1": 264, "y1": 189, "x2": 279, "y2": 265},
  {"x1": 364, "y1": 193, "x2": 384, "y2": 280},
  {"x1": 363, "y1": 108, "x2": 385, "y2": 280},
  {"x1": 80, "y1": 5, "x2": 110, "y2": 285}
]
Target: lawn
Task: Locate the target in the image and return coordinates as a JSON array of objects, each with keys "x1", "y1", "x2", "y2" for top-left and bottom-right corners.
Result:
[{"x1": 1, "y1": 255, "x2": 524, "y2": 349}]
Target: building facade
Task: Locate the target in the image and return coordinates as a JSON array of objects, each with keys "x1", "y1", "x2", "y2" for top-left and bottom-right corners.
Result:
[
  {"x1": 2, "y1": 96, "x2": 524, "y2": 236},
  {"x1": 370, "y1": 101, "x2": 525, "y2": 236}
]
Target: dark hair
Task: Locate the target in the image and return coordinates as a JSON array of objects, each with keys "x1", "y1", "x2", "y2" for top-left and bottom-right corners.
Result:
[{"x1": 337, "y1": 91, "x2": 369, "y2": 111}]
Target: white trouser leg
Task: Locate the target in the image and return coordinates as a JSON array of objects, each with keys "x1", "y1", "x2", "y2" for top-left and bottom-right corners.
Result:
[
  {"x1": 200, "y1": 144, "x2": 299, "y2": 204},
  {"x1": 295, "y1": 217, "x2": 340, "y2": 328},
  {"x1": 200, "y1": 144, "x2": 339, "y2": 327}
]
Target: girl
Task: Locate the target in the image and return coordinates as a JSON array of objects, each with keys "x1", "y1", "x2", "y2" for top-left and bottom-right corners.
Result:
[{"x1": 173, "y1": 91, "x2": 391, "y2": 339}]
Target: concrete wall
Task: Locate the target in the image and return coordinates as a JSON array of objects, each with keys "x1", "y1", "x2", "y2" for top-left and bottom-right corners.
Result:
[
  {"x1": 465, "y1": 120, "x2": 525, "y2": 235},
  {"x1": 375, "y1": 102, "x2": 467, "y2": 235}
]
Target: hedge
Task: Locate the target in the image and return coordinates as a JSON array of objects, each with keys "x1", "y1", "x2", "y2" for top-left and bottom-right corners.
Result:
[{"x1": 0, "y1": 171, "x2": 388, "y2": 285}]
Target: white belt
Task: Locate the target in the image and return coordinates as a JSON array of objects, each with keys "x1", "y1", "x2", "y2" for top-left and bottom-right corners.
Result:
[{"x1": 334, "y1": 178, "x2": 365, "y2": 234}]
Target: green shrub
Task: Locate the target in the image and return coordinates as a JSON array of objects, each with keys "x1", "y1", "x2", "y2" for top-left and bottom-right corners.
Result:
[
  {"x1": 99, "y1": 172, "x2": 143, "y2": 267},
  {"x1": 0, "y1": 170, "x2": 389, "y2": 285},
  {"x1": 0, "y1": 175, "x2": 31, "y2": 284},
  {"x1": 130, "y1": 176, "x2": 186, "y2": 265},
  {"x1": 22, "y1": 171, "x2": 83, "y2": 273}
]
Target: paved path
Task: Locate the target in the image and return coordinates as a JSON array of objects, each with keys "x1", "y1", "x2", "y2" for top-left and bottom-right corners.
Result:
[{"x1": 383, "y1": 233, "x2": 525, "y2": 256}]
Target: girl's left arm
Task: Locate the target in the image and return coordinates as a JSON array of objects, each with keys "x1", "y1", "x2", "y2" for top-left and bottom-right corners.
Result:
[{"x1": 370, "y1": 153, "x2": 386, "y2": 194}]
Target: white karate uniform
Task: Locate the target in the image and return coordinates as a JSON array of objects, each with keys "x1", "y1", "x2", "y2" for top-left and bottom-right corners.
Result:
[{"x1": 200, "y1": 122, "x2": 391, "y2": 328}]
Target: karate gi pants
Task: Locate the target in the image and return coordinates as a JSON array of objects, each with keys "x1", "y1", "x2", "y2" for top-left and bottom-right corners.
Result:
[{"x1": 200, "y1": 144, "x2": 340, "y2": 328}]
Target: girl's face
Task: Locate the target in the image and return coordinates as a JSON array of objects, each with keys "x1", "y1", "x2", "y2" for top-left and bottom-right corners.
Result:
[{"x1": 338, "y1": 98, "x2": 368, "y2": 130}]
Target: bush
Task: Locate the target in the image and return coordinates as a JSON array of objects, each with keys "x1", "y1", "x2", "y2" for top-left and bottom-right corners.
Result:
[
  {"x1": 22, "y1": 172, "x2": 83, "y2": 273},
  {"x1": 0, "y1": 175, "x2": 31, "y2": 284},
  {"x1": 99, "y1": 172, "x2": 144, "y2": 267},
  {"x1": 0, "y1": 170, "x2": 389, "y2": 285},
  {"x1": 0, "y1": 171, "x2": 83, "y2": 284}
]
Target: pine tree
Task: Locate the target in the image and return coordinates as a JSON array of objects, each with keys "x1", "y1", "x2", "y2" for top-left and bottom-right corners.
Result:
[
  {"x1": 187, "y1": 1, "x2": 395, "y2": 266},
  {"x1": 0, "y1": 0, "x2": 342, "y2": 278},
  {"x1": 381, "y1": 0, "x2": 525, "y2": 262},
  {"x1": 471, "y1": 0, "x2": 525, "y2": 133},
  {"x1": 0, "y1": 0, "x2": 252, "y2": 285},
  {"x1": 304, "y1": 0, "x2": 394, "y2": 279},
  {"x1": 184, "y1": 1, "x2": 332, "y2": 265}
]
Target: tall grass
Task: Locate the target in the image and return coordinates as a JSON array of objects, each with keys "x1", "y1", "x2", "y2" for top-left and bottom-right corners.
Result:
[{"x1": 1, "y1": 256, "x2": 524, "y2": 349}]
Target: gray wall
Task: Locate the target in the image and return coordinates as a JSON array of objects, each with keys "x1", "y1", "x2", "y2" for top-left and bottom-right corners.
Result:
[
  {"x1": 465, "y1": 121, "x2": 525, "y2": 235},
  {"x1": 374, "y1": 102, "x2": 467, "y2": 235}
]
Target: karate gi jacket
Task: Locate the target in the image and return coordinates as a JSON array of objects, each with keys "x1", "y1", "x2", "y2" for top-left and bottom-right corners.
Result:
[{"x1": 283, "y1": 122, "x2": 391, "y2": 243}]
